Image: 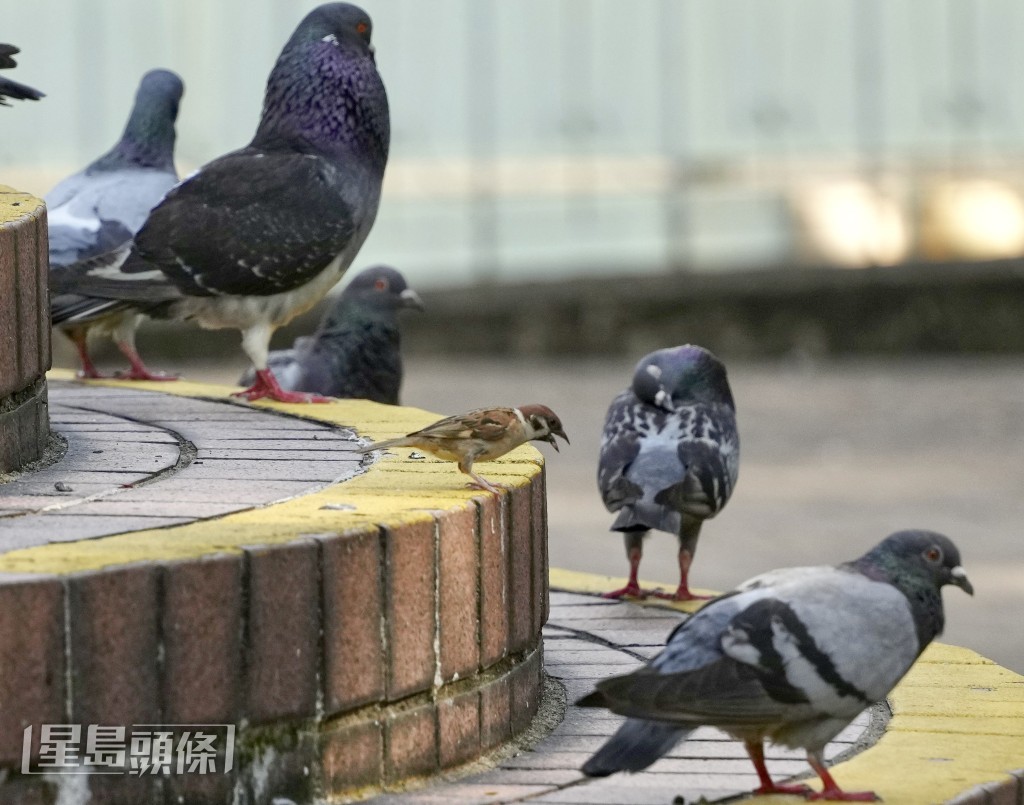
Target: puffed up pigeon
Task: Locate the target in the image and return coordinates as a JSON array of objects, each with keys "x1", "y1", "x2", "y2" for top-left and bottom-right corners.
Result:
[
  {"x1": 579, "y1": 530, "x2": 973, "y2": 801},
  {"x1": 598, "y1": 344, "x2": 739, "y2": 600},
  {"x1": 238, "y1": 265, "x2": 423, "y2": 403},
  {"x1": 47, "y1": 69, "x2": 184, "y2": 380},
  {"x1": 0, "y1": 44, "x2": 43, "y2": 106},
  {"x1": 50, "y1": 3, "x2": 389, "y2": 403}
]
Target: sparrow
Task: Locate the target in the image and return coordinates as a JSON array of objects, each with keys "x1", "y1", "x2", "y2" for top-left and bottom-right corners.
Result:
[
  {"x1": 359, "y1": 404, "x2": 569, "y2": 492},
  {"x1": 579, "y1": 530, "x2": 973, "y2": 801},
  {"x1": 598, "y1": 344, "x2": 739, "y2": 601}
]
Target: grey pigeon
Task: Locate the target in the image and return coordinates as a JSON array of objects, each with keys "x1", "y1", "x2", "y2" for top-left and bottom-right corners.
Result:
[
  {"x1": 0, "y1": 44, "x2": 43, "y2": 105},
  {"x1": 238, "y1": 265, "x2": 423, "y2": 403},
  {"x1": 47, "y1": 69, "x2": 183, "y2": 380},
  {"x1": 579, "y1": 530, "x2": 973, "y2": 801},
  {"x1": 598, "y1": 344, "x2": 739, "y2": 600},
  {"x1": 50, "y1": 3, "x2": 389, "y2": 403}
]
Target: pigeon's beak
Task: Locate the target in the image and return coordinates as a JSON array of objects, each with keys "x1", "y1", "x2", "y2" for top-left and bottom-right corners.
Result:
[
  {"x1": 400, "y1": 289, "x2": 425, "y2": 311},
  {"x1": 949, "y1": 566, "x2": 974, "y2": 596}
]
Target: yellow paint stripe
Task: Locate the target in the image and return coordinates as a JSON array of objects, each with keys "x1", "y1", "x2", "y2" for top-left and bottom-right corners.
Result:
[
  {"x1": 549, "y1": 566, "x2": 715, "y2": 614},
  {"x1": 1, "y1": 373, "x2": 541, "y2": 575},
  {"x1": 550, "y1": 567, "x2": 1024, "y2": 803}
]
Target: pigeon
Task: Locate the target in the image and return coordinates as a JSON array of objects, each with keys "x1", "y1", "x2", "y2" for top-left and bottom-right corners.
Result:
[
  {"x1": 578, "y1": 530, "x2": 974, "y2": 801},
  {"x1": 598, "y1": 344, "x2": 739, "y2": 601},
  {"x1": 0, "y1": 44, "x2": 43, "y2": 106},
  {"x1": 50, "y1": 3, "x2": 390, "y2": 403},
  {"x1": 238, "y1": 265, "x2": 423, "y2": 403},
  {"x1": 359, "y1": 405, "x2": 569, "y2": 493},
  {"x1": 47, "y1": 69, "x2": 184, "y2": 380}
]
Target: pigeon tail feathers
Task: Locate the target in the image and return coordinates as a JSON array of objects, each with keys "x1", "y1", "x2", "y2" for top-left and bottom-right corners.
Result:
[{"x1": 581, "y1": 718, "x2": 691, "y2": 776}]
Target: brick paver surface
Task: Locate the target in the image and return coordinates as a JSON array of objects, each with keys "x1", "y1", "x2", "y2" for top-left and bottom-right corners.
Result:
[
  {"x1": 0, "y1": 381, "x2": 363, "y2": 550},
  {"x1": 364, "y1": 591, "x2": 872, "y2": 805}
]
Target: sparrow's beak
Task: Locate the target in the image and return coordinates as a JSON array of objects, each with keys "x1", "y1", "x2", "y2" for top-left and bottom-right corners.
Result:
[
  {"x1": 949, "y1": 565, "x2": 974, "y2": 596},
  {"x1": 544, "y1": 428, "x2": 570, "y2": 452},
  {"x1": 400, "y1": 288, "x2": 425, "y2": 311}
]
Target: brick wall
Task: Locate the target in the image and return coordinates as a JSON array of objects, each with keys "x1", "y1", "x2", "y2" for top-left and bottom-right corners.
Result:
[{"x1": 0, "y1": 186, "x2": 50, "y2": 472}]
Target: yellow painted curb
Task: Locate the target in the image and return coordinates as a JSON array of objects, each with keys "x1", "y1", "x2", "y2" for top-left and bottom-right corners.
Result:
[
  {"x1": 551, "y1": 567, "x2": 1024, "y2": 804},
  {"x1": 1, "y1": 372, "x2": 543, "y2": 575}
]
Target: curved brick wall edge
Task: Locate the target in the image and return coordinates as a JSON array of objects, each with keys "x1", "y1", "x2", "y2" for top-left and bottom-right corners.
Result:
[
  {"x1": 0, "y1": 186, "x2": 50, "y2": 472},
  {"x1": 0, "y1": 391, "x2": 549, "y2": 804}
]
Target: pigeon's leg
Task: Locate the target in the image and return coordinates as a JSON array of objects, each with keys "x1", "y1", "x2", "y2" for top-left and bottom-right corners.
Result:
[
  {"x1": 105, "y1": 315, "x2": 178, "y2": 381},
  {"x1": 234, "y1": 325, "x2": 331, "y2": 403},
  {"x1": 235, "y1": 368, "x2": 333, "y2": 404},
  {"x1": 652, "y1": 519, "x2": 712, "y2": 601},
  {"x1": 744, "y1": 741, "x2": 813, "y2": 797},
  {"x1": 805, "y1": 751, "x2": 878, "y2": 801},
  {"x1": 63, "y1": 326, "x2": 112, "y2": 379},
  {"x1": 603, "y1": 531, "x2": 647, "y2": 599}
]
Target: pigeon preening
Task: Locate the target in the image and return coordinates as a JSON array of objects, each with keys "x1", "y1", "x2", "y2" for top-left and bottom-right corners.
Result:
[
  {"x1": 598, "y1": 344, "x2": 739, "y2": 601},
  {"x1": 47, "y1": 69, "x2": 184, "y2": 380},
  {"x1": 238, "y1": 265, "x2": 423, "y2": 403},
  {"x1": 0, "y1": 44, "x2": 43, "y2": 106},
  {"x1": 50, "y1": 3, "x2": 390, "y2": 403},
  {"x1": 579, "y1": 530, "x2": 973, "y2": 801},
  {"x1": 359, "y1": 405, "x2": 569, "y2": 493}
]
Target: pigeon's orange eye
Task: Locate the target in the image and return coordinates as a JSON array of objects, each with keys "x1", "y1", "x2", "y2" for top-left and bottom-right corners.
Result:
[
  {"x1": 356, "y1": 22, "x2": 369, "y2": 34},
  {"x1": 374, "y1": 278, "x2": 387, "y2": 290},
  {"x1": 924, "y1": 547, "x2": 941, "y2": 562}
]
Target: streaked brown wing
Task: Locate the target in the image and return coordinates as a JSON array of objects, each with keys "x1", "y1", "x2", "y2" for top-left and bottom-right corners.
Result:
[{"x1": 411, "y1": 408, "x2": 515, "y2": 442}]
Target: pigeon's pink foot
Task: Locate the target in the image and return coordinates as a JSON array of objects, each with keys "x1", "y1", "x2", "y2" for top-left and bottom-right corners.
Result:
[
  {"x1": 114, "y1": 343, "x2": 179, "y2": 381},
  {"x1": 602, "y1": 582, "x2": 646, "y2": 600},
  {"x1": 234, "y1": 369, "x2": 331, "y2": 403},
  {"x1": 806, "y1": 758, "x2": 879, "y2": 801}
]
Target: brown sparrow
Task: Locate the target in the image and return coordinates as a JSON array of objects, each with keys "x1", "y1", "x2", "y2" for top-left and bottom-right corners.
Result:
[{"x1": 360, "y1": 404, "x2": 569, "y2": 492}]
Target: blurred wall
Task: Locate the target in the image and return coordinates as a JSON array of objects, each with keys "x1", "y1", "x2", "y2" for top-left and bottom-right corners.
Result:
[{"x1": 4, "y1": 0, "x2": 1024, "y2": 287}]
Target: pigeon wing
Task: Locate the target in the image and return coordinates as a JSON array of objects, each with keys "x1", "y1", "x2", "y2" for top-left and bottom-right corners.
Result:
[
  {"x1": 132, "y1": 147, "x2": 357, "y2": 298},
  {"x1": 597, "y1": 390, "x2": 644, "y2": 511},
  {"x1": 410, "y1": 408, "x2": 515, "y2": 442}
]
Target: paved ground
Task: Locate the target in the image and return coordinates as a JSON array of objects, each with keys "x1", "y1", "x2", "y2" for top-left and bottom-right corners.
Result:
[
  {"x1": 363, "y1": 590, "x2": 874, "y2": 805},
  {"x1": 0, "y1": 382, "x2": 363, "y2": 549}
]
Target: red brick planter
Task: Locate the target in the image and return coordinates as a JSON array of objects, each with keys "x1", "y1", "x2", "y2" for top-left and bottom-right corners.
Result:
[
  {"x1": 0, "y1": 465, "x2": 549, "y2": 803},
  {"x1": 0, "y1": 186, "x2": 50, "y2": 473}
]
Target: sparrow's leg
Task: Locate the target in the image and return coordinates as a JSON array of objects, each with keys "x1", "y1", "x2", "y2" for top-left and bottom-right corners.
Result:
[
  {"x1": 745, "y1": 740, "x2": 813, "y2": 797},
  {"x1": 603, "y1": 531, "x2": 647, "y2": 599},
  {"x1": 652, "y1": 519, "x2": 712, "y2": 601},
  {"x1": 459, "y1": 456, "x2": 502, "y2": 494},
  {"x1": 805, "y1": 751, "x2": 878, "y2": 801},
  {"x1": 65, "y1": 326, "x2": 110, "y2": 379},
  {"x1": 234, "y1": 324, "x2": 331, "y2": 403}
]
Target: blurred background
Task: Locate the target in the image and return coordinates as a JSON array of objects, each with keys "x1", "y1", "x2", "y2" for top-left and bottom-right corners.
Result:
[
  {"x1": 2, "y1": 2, "x2": 1022, "y2": 671},
  {"x1": 7, "y1": 0, "x2": 1024, "y2": 279}
]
